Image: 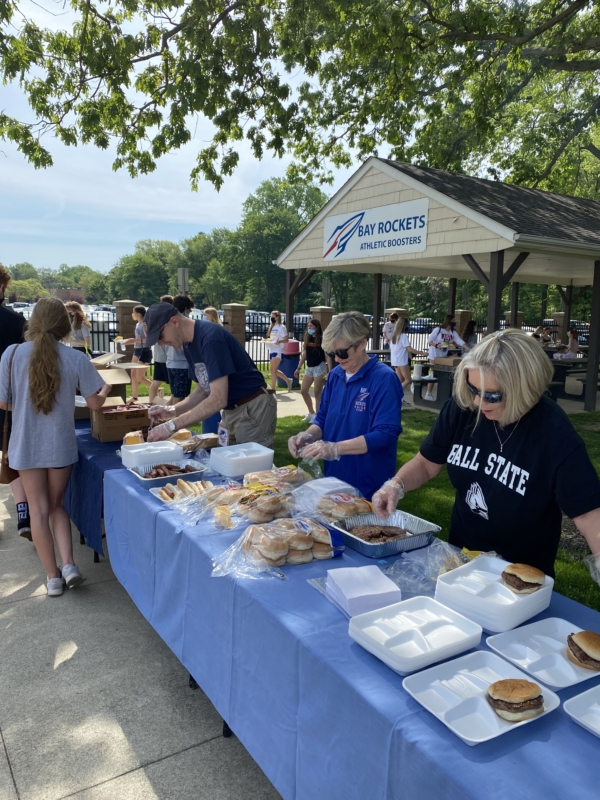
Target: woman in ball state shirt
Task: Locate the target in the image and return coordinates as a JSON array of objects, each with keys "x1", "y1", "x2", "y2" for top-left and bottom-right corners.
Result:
[{"x1": 372, "y1": 329, "x2": 600, "y2": 576}]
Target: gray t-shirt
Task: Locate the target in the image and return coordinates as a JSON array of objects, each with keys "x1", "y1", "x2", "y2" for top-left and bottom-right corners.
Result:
[
  {"x1": 166, "y1": 345, "x2": 188, "y2": 370},
  {"x1": 153, "y1": 343, "x2": 168, "y2": 364},
  {"x1": 71, "y1": 321, "x2": 91, "y2": 343},
  {"x1": 0, "y1": 342, "x2": 104, "y2": 470}
]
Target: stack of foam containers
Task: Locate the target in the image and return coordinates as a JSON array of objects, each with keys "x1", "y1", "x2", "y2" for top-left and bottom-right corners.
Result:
[
  {"x1": 348, "y1": 596, "x2": 482, "y2": 676},
  {"x1": 209, "y1": 442, "x2": 274, "y2": 479},
  {"x1": 434, "y1": 556, "x2": 553, "y2": 634}
]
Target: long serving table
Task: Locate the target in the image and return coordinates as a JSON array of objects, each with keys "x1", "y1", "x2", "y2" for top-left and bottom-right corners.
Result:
[{"x1": 103, "y1": 470, "x2": 600, "y2": 800}]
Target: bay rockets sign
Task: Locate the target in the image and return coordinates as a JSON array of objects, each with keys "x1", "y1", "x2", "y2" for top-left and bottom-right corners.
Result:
[{"x1": 323, "y1": 198, "x2": 429, "y2": 261}]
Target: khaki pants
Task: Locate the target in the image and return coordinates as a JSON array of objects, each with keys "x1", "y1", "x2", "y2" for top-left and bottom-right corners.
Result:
[{"x1": 220, "y1": 390, "x2": 277, "y2": 448}]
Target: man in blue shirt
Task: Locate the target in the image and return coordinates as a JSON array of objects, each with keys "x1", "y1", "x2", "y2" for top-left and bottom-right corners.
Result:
[
  {"x1": 144, "y1": 302, "x2": 277, "y2": 447},
  {"x1": 289, "y1": 311, "x2": 403, "y2": 500}
]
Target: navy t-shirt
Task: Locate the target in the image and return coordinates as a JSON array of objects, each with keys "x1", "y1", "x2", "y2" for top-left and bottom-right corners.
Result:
[
  {"x1": 420, "y1": 395, "x2": 600, "y2": 576},
  {"x1": 0, "y1": 305, "x2": 26, "y2": 359},
  {"x1": 183, "y1": 321, "x2": 264, "y2": 409}
]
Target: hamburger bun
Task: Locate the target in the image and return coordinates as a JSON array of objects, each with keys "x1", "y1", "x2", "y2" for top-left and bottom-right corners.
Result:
[
  {"x1": 487, "y1": 679, "x2": 544, "y2": 722},
  {"x1": 254, "y1": 494, "x2": 283, "y2": 513},
  {"x1": 312, "y1": 541, "x2": 333, "y2": 560},
  {"x1": 217, "y1": 489, "x2": 251, "y2": 505},
  {"x1": 249, "y1": 547, "x2": 286, "y2": 568},
  {"x1": 246, "y1": 508, "x2": 274, "y2": 523},
  {"x1": 169, "y1": 428, "x2": 192, "y2": 442},
  {"x1": 254, "y1": 534, "x2": 289, "y2": 561},
  {"x1": 286, "y1": 532, "x2": 314, "y2": 551},
  {"x1": 501, "y1": 563, "x2": 546, "y2": 594},
  {"x1": 286, "y1": 548, "x2": 313, "y2": 565},
  {"x1": 566, "y1": 631, "x2": 600, "y2": 671}
]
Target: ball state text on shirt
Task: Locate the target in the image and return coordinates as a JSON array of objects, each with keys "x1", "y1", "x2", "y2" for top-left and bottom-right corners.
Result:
[{"x1": 446, "y1": 444, "x2": 530, "y2": 496}]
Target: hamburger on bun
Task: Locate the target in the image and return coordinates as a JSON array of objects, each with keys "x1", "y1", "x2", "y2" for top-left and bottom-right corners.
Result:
[
  {"x1": 566, "y1": 631, "x2": 600, "y2": 671},
  {"x1": 486, "y1": 679, "x2": 544, "y2": 722},
  {"x1": 501, "y1": 563, "x2": 546, "y2": 594}
]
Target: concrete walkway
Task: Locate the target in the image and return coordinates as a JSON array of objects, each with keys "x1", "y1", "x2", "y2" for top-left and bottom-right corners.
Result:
[{"x1": 0, "y1": 486, "x2": 281, "y2": 800}]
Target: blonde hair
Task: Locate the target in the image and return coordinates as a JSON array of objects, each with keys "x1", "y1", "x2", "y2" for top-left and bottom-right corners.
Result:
[
  {"x1": 322, "y1": 311, "x2": 371, "y2": 352},
  {"x1": 203, "y1": 307, "x2": 222, "y2": 324},
  {"x1": 267, "y1": 310, "x2": 282, "y2": 337},
  {"x1": 65, "y1": 301, "x2": 90, "y2": 331},
  {"x1": 26, "y1": 298, "x2": 72, "y2": 415},
  {"x1": 391, "y1": 317, "x2": 408, "y2": 344},
  {"x1": 0, "y1": 263, "x2": 11, "y2": 289},
  {"x1": 453, "y1": 329, "x2": 554, "y2": 427}
]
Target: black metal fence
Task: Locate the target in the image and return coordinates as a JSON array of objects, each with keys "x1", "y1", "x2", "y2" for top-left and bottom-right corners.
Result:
[{"x1": 89, "y1": 311, "x2": 118, "y2": 353}]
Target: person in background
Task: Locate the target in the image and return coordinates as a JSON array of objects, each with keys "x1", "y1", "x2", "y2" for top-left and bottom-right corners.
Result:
[
  {"x1": 425, "y1": 315, "x2": 465, "y2": 401},
  {"x1": 265, "y1": 310, "x2": 293, "y2": 392},
  {"x1": 541, "y1": 326, "x2": 555, "y2": 345},
  {"x1": 0, "y1": 263, "x2": 29, "y2": 538},
  {"x1": 65, "y1": 301, "x2": 91, "y2": 354},
  {"x1": 166, "y1": 294, "x2": 194, "y2": 404},
  {"x1": 122, "y1": 305, "x2": 152, "y2": 401},
  {"x1": 371, "y1": 329, "x2": 600, "y2": 576},
  {"x1": 288, "y1": 311, "x2": 403, "y2": 500},
  {"x1": 0, "y1": 298, "x2": 112, "y2": 596},
  {"x1": 149, "y1": 294, "x2": 173, "y2": 404},
  {"x1": 203, "y1": 307, "x2": 222, "y2": 325},
  {"x1": 390, "y1": 317, "x2": 420, "y2": 404},
  {"x1": 144, "y1": 302, "x2": 277, "y2": 447},
  {"x1": 554, "y1": 328, "x2": 580, "y2": 359},
  {"x1": 460, "y1": 320, "x2": 478, "y2": 352},
  {"x1": 382, "y1": 313, "x2": 398, "y2": 350},
  {"x1": 531, "y1": 325, "x2": 544, "y2": 340},
  {"x1": 294, "y1": 319, "x2": 328, "y2": 423}
]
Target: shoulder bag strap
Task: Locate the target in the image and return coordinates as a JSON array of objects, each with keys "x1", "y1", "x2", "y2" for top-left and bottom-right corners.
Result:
[{"x1": 3, "y1": 344, "x2": 19, "y2": 432}]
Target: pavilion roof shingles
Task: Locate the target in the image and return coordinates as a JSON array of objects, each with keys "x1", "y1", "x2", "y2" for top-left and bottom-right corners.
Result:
[{"x1": 381, "y1": 160, "x2": 600, "y2": 248}]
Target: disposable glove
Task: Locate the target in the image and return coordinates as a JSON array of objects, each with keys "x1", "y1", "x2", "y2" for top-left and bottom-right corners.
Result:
[
  {"x1": 148, "y1": 405, "x2": 177, "y2": 423},
  {"x1": 301, "y1": 441, "x2": 340, "y2": 462},
  {"x1": 288, "y1": 431, "x2": 314, "y2": 457},
  {"x1": 147, "y1": 422, "x2": 172, "y2": 442},
  {"x1": 372, "y1": 478, "x2": 405, "y2": 519}
]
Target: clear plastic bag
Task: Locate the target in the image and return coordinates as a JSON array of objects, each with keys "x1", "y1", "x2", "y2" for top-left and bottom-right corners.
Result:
[
  {"x1": 289, "y1": 477, "x2": 370, "y2": 523},
  {"x1": 584, "y1": 553, "x2": 600, "y2": 587},
  {"x1": 242, "y1": 462, "x2": 321, "y2": 490},
  {"x1": 212, "y1": 517, "x2": 344, "y2": 579},
  {"x1": 381, "y1": 539, "x2": 499, "y2": 599}
]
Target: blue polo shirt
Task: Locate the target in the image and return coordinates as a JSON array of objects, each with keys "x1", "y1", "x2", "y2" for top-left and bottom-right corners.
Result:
[
  {"x1": 313, "y1": 356, "x2": 403, "y2": 500},
  {"x1": 183, "y1": 321, "x2": 264, "y2": 409}
]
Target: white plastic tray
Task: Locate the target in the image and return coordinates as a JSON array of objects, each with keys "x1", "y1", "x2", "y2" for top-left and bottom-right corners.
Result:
[
  {"x1": 563, "y1": 684, "x2": 600, "y2": 738},
  {"x1": 486, "y1": 618, "x2": 600, "y2": 689},
  {"x1": 402, "y1": 650, "x2": 560, "y2": 745},
  {"x1": 349, "y1": 597, "x2": 481, "y2": 675},
  {"x1": 120, "y1": 441, "x2": 183, "y2": 469},
  {"x1": 209, "y1": 442, "x2": 274, "y2": 477}
]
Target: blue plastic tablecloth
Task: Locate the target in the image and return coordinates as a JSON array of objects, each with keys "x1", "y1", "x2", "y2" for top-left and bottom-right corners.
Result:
[
  {"x1": 103, "y1": 469, "x2": 600, "y2": 800},
  {"x1": 63, "y1": 421, "x2": 123, "y2": 556}
]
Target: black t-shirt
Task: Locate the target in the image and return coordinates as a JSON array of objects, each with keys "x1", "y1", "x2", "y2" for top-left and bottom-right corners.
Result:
[
  {"x1": 306, "y1": 338, "x2": 326, "y2": 368},
  {"x1": 0, "y1": 305, "x2": 26, "y2": 358},
  {"x1": 420, "y1": 396, "x2": 600, "y2": 576},
  {"x1": 183, "y1": 320, "x2": 265, "y2": 409}
]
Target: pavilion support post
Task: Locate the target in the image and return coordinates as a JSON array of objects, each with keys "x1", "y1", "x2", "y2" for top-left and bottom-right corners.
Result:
[
  {"x1": 564, "y1": 284, "x2": 573, "y2": 343},
  {"x1": 373, "y1": 273, "x2": 383, "y2": 349},
  {"x1": 487, "y1": 251, "x2": 504, "y2": 334},
  {"x1": 584, "y1": 262, "x2": 600, "y2": 412},
  {"x1": 285, "y1": 270, "x2": 295, "y2": 335},
  {"x1": 509, "y1": 282, "x2": 519, "y2": 328},
  {"x1": 448, "y1": 278, "x2": 457, "y2": 316}
]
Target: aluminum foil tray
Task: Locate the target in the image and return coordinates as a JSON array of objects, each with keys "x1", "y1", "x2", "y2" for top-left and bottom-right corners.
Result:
[{"x1": 328, "y1": 511, "x2": 440, "y2": 558}]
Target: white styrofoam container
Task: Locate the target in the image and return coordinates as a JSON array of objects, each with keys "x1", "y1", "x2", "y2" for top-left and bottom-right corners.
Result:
[
  {"x1": 349, "y1": 597, "x2": 482, "y2": 675},
  {"x1": 486, "y1": 618, "x2": 600, "y2": 690},
  {"x1": 402, "y1": 650, "x2": 560, "y2": 746},
  {"x1": 209, "y1": 442, "x2": 274, "y2": 477},
  {"x1": 120, "y1": 442, "x2": 184, "y2": 469},
  {"x1": 563, "y1": 684, "x2": 600, "y2": 738}
]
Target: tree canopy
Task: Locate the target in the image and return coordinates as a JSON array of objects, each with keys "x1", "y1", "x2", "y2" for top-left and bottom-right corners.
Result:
[{"x1": 2, "y1": 0, "x2": 600, "y2": 194}]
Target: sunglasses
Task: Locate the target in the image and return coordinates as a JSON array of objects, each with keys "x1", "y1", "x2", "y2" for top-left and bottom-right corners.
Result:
[
  {"x1": 465, "y1": 378, "x2": 504, "y2": 404},
  {"x1": 326, "y1": 342, "x2": 360, "y2": 360}
]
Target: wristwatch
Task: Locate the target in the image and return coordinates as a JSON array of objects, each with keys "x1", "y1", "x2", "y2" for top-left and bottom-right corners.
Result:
[{"x1": 165, "y1": 419, "x2": 177, "y2": 435}]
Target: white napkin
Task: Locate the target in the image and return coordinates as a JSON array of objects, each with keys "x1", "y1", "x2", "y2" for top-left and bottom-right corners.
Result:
[{"x1": 326, "y1": 565, "x2": 402, "y2": 617}]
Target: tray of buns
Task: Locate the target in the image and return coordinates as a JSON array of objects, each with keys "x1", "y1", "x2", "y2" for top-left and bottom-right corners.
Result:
[
  {"x1": 434, "y1": 556, "x2": 554, "y2": 633},
  {"x1": 563, "y1": 684, "x2": 600, "y2": 738},
  {"x1": 129, "y1": 458, "x2": 209, "y2": 485},
  {"x1": 486, "y1": 618, "x2": 600, "y2": 689},
  {"x1": 328, "y1": 511, "x2": 439, "y2": 558},
  {"x1": 402, "y1": 650, "x2": 560, "y2": 746},
  {"x1": 349, "y1": 596, "x2": 482, "y2": 676}
]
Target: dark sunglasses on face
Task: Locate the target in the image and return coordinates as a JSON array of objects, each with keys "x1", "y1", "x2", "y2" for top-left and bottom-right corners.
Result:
[
  {"x1": 326, "y1": 342, "x2": 360, "y2": 360},
  {"x1": 465, "y1": 378, "x2": 504, "y2": 404}
]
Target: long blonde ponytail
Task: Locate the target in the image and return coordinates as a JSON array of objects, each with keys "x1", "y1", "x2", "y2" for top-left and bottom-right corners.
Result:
[{"x1": 26, "y1": 298, "x2": 72, "y2": 415}]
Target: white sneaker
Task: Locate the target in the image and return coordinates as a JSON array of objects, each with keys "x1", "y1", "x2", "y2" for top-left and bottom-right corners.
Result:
[
  {"x1": 47, "y1": 569, "x2": 65, "y2": 597},
  {"x1": 424, "y1": 393, "x2": 435, "y2": 401},
  {"x1": 410, "y1": 384, "x2": 414, "y2": 394},
  {"x1": 303, "y1": 412, "x2": 316, "y2": 422},
  {"x1": 287, "y1": 378, "x2": 293, "y2": 392},
  {"x1": 62, "y1": 563, "x2": 86, "y2": 589}
]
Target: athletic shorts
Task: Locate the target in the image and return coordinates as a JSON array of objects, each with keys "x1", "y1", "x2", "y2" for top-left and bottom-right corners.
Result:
[
  {"x1": 153, "y1": 361, "x2": 169, "y2": 382},
  {"x1": 168, "y1": 368, "x2": 192, "y2": 399},
  {"x1": 304, "y1": 362, "x2": 328, "y2": 378},
  {"x1": 270, "y1": 352, "x2": 283, "y2": 360},
  {"x1": 133, "y1": 347, "x2": 152, "y2": 364}
]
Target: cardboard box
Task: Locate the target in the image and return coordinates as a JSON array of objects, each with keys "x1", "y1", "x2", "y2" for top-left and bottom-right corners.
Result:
[
  {"x1": 91, "y1": 397, "x2": 150, "y2": 443},
  {"x1": 433, "y1": 357, "x2": 463, "y2": 366},
  {"x1": 90, "y1": 353, "x2": 126, "y2": 368},
  {"x1": 96, "y1": 368, "x2": 130, "y2": 402}
]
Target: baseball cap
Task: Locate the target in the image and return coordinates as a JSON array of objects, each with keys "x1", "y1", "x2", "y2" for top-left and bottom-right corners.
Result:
[{"x1": 143, "y1": 302, "x2": 179, "y2": 347}]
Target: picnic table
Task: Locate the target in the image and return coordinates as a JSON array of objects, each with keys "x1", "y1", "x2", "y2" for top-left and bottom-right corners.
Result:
[{"x1": 412, "y1": 363, "x2": 456, "y2": 410}]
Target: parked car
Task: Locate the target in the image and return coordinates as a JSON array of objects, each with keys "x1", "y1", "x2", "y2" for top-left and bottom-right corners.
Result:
[{"x1": 407, "y1": 317, "x2": 434, "y2": 333}]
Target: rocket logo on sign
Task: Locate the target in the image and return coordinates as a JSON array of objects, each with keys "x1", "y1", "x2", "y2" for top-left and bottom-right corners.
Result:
[{"x1": 323, "y1": 212, "x2": 365, "y2": 259}]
